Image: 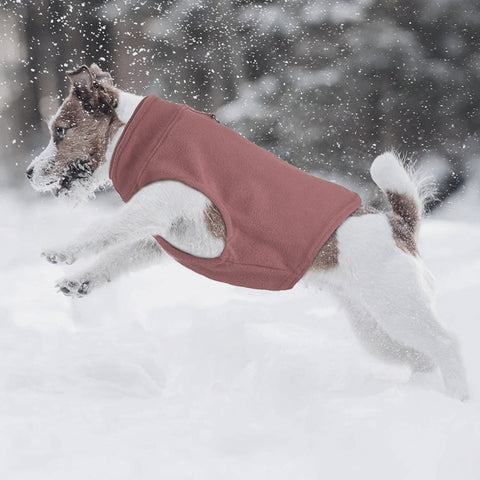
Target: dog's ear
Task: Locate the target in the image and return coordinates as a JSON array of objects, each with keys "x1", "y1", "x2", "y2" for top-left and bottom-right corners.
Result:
[
  {"x1": 67, "y1": 65, "x2": 95, "y2": 102},
  {"x1": 67, "y1": 65, "x2": 118, "y2": 113},
  {"x1": 89, "y1": 63, "x2": 114, "y2": 87}
]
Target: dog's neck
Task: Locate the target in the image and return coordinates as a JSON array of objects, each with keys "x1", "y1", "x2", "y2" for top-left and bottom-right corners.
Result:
[
  {"x1": 104, "y1": 90, "x2": 144, "y2": 175},
  {"x1": 115, "y1": 90, "x2": 144, "y2": 125}
]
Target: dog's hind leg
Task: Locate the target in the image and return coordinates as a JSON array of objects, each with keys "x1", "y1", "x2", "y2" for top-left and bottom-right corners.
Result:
[
  {"x1": 322, "y1": 212, "x2": 469, "y2": 400},
  {"x1": 340, "y1": 296, "x2": 436, "y2": 372},
  {"x1": 56, "y1": 236, "x2": 163, "y2": 297},
  {"x1": 357, "y1": 253, "x2": 469, "y2": 400}
]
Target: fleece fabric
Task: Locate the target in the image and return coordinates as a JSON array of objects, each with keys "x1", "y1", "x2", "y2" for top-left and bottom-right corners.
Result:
[{"x1": 110, "y1": 95, "x2": 361, "y2": 290}]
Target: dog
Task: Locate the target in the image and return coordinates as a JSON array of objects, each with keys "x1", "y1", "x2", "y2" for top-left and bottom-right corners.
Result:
[{"x1": 26, "y1": 63, "x2": 468, "y2": 400}]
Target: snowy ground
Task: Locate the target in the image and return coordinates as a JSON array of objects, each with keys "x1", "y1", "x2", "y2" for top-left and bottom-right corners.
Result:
[{"x1": 0, "y1": 187, "x2": 479, "y2": 480}]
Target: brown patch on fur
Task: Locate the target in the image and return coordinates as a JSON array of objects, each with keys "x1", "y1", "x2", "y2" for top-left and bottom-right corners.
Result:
[
  {"x1": 310, "y1": 232, "x2": 339, "y2": 271},
  {"x1": 309, "y1": 207, "x2": 375, "y2": 272},
  {"x1": 386, "y1": 191, "x2": 419, "y2": 255},
  {"x1": 385, "y1": 191, "x2": 419, "y2": 233},
  {"x1": 204, "y1": 202, "x2": 227, "y2": 240},
  {"x1": 387, "y1": 213, "x2": 418, "y2": 255}
]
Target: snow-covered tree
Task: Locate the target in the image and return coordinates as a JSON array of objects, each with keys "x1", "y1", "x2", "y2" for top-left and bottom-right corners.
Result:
[{"x1": 1, "y1": 0, "x2": 479, "y2": 204}]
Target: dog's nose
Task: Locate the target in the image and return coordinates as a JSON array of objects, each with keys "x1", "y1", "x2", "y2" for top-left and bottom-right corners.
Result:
[{"x1": 26, "y1": 167, "x2": 34, "y2": 180}]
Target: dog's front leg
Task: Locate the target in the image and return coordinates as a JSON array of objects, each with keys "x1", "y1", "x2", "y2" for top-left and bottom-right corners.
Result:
[
  {"x1": 42, "y1": 213, "x2": 149, "y2": 264},
  {"x1": 42, "y1": 189, "x2": 172, "y2": 264},
  {"x1": 56, "y1": 236, "x2": 163, "y2": 297}
]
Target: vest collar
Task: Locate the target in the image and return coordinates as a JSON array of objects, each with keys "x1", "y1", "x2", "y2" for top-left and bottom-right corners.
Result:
[{"x1": 110, "y1": 95, "x2": 185, "y2": 201}]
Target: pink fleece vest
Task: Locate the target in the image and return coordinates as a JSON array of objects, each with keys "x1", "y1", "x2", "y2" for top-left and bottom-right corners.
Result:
[{"x1": 110, "y1": 95, "x2": 361, "y2": 290}]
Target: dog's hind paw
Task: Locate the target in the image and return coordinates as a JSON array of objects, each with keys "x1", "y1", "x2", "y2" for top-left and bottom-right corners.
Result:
[
  {"x1": 56, "y1": 278, "x2": 90, "y2": 297},
  {"x1": 445, "y1": 377, "x2": 470, "y2": 402},
  {"x1": 42, "y1": 249, "x2": 76, "y2": 265}
]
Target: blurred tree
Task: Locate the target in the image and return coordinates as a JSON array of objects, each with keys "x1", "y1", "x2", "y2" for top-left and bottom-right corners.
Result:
[
  {"x1": 0, "y1": 0, "x2": 116, "y2": 184},
  {"x1": 0, "y1": 0, "x2": 479, "y2": 206},
  {"x1": 219, "y1": 0, "x2": 480, "y2": 200}
]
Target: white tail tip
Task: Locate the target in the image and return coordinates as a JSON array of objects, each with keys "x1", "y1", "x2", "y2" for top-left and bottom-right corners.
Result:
[{"x1": 370, "y1": 152, "x2": 416, "y2": 196}]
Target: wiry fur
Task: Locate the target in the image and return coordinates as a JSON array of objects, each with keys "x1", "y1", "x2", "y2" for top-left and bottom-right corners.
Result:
[{"x1": 26, "y1": 64, "x2": 468, "y2": 400}]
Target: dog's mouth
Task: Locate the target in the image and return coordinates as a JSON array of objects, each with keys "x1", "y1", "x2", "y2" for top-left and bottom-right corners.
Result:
[{"x1": 53, "y1": 158, "x2": 93, "y2": 197}]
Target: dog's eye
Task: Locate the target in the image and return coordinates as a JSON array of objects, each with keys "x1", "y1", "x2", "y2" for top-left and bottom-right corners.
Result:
[{"x1": 55, "y1": 126, "x2": 67, "y2": 140}]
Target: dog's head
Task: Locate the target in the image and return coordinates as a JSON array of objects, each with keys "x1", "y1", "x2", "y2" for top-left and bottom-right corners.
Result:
[{"x1": 26, "y1": 63, "x2": 123, "y2": 200}]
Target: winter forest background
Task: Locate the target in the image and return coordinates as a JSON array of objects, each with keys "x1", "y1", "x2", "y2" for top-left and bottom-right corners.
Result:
[{"x1": 1, "y1": 0, "x2": 480, "y2": 208}]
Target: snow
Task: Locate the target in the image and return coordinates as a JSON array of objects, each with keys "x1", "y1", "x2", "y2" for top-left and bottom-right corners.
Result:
[
  {"x1": 301, "y1": 0, "x2": 373, "y2": 26},
  {"x1": 0, "y1": 188, "x2": 479, "y2": 479}
]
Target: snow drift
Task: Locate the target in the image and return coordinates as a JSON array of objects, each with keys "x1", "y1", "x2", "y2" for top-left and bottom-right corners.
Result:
[{"x1": 0, "y1": 188, "x2": 479, "y2": 479}]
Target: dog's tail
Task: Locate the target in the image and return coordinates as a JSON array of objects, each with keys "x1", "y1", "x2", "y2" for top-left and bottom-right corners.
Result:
[{"x1": 370, "y1": 152, "x2": 429, "y2": 235}]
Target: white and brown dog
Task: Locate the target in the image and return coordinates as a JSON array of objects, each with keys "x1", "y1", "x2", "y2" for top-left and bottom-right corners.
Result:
[{"x1": 26, "y1": 63, "x2": 468, "y2": 400}]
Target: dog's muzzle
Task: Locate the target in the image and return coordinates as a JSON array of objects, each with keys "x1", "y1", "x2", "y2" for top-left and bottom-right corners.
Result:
[{"x1": 54, "y1": 158, "x2": 93, "y2": 196}]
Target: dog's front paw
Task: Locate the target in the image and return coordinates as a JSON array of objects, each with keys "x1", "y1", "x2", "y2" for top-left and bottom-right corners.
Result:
[
  {"x1": 42, "y1": 249, "x2": 76, "y2": 265},
  {"x1": 56, "y1": 278, "x2": 90, "y2": 297}
]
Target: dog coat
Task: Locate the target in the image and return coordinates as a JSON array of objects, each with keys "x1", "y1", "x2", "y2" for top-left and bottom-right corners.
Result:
[{"x1": 110, "y1": 95, "x2": 361, "y2": 290}]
